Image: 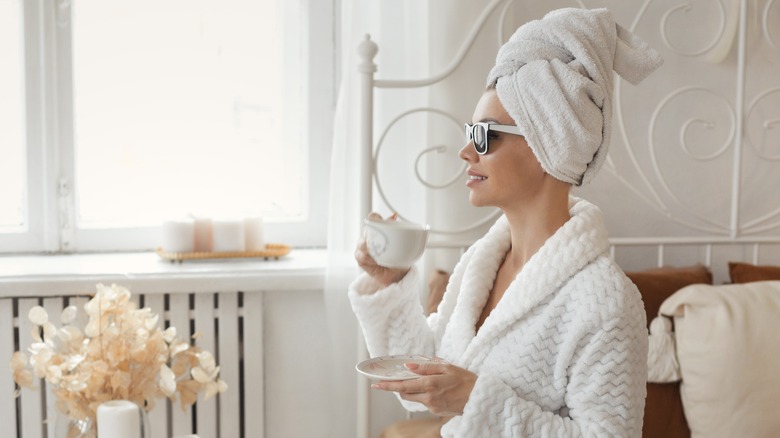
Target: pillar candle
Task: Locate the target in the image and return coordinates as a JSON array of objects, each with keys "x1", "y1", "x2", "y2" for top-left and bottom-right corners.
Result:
[
  {"x1": 96, "y1": 400, "x2": 142, "y2": 438},
  {"x1": 192, "y1": 216, "x2": 213, "y2": 252},
  {"x1": 161, "y1": 219, "x2": 195, "y2": 253},
  {"x1": 212, "y1": 219, "x2": 245, "y2": 252},
  {"x1": 244, "y1": 216, "x2": 265, "y2": 251}
]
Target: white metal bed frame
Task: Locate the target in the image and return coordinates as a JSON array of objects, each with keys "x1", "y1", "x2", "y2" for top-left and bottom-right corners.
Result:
[{"x1": 356, "y1": 0, "x2": 780, "y2": 436}]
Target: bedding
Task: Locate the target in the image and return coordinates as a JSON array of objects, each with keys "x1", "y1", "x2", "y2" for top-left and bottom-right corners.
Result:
[
  {"x1": 728, "y1": 261, "x2": 780, "y2": 283},
  {"x1": 626, "y1": 265, "x2": 712, "y2": 438},
  {"x1": 625, "y1": 265, "x2": 712, "y2": 329},
  {"x1": 659, "y1": 281, "x2": 780, "y2": 438}
]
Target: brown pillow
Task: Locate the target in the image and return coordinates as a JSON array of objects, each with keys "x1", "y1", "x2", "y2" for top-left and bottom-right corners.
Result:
[
  {"x1": 643, "y1": 383, "x2": 691, "y2": 438},
  {"x1": 626, "y1": 265, "x2": 713, "y2": 329},
  {"x1": 626, "y1": 265, "x2": 711, "y2": 438},
  {"x1": 728, "y1": 262, "x2": 780, "y2": 283}
]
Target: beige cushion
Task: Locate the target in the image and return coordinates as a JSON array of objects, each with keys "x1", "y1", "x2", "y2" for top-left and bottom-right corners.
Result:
[{"x1": 660, "y1": 281, "x2": 780, "y2": 438}]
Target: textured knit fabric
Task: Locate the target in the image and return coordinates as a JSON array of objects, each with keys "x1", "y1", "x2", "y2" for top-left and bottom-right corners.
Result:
[
  {"x1": 486, "y1": 8, "x2": 663, "y2": 186},
  {"x1": 349, "y1": 197, "x2": 648, "y2": 437}
]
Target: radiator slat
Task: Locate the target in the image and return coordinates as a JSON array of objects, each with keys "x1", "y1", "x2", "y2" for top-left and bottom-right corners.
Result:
[
  {"x1": 218, "y1": 292, "x2": 241, "y2": 438},
  {"x1": 243, "y1": 292, "x2": 265, "y2": 438},
  {"x1": 19, "y1": 298, "x2": 45, "y2": 438},
  {"x1": 69, "y1": 297, "x2": 90, "y2": 333},
  {"x1": 194, "y1": 293, "x2": 219, "y2": 438},
  {"x1": 143, "y1": 293, "x2": 170, "y2": 438},
  {"x1": 0, "y1": 299, "x2": 18, "y2": 438},
  {"x1": 169, "y1": 292, "x2": 194, "y2": 436},
  {"x1": 43, "y1": 297, "x2": 64, "y2": 436}
]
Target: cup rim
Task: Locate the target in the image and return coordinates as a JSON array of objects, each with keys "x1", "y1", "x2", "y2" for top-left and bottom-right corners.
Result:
[{"x1": 364, "y1": 217, "x2": 430, "y2": 231}]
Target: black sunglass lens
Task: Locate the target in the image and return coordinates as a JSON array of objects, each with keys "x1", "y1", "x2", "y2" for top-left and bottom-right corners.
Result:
[{"x1": 473, "y1": 125, "x2": 487, "y2": 154}]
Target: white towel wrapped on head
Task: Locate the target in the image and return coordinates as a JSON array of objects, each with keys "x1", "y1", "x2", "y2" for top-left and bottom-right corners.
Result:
[{"x1": 486, "y1": 8, "x2": 663, "y2": 186}]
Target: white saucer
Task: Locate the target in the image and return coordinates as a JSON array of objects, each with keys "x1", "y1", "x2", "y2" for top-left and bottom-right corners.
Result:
[{"x1": 355, "y1": 355, "x2": 443, "y2": 381}]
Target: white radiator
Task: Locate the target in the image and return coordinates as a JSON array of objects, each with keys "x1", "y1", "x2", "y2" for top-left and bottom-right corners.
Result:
[{"x1": 0, "y1": 290, "x2": 264, "y2": 438}]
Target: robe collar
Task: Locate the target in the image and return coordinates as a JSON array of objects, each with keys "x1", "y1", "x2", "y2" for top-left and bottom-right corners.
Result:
[{"x1": 443, "y1": 197, "x2": 610, "y2": 368}]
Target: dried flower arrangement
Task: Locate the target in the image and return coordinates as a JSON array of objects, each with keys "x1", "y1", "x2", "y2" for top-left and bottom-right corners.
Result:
[{"x1": 9, "y1": 283, "x2": 227, "y2": 423}]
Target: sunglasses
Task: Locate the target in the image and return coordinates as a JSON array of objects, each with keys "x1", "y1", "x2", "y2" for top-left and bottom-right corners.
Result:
[{"x1": 464, "y1": 122, "x2": 523, "y2": 155}]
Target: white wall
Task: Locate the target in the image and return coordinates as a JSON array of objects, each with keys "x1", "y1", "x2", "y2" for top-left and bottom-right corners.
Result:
[{"x1": 368, "y1": 0, "x2": 780, "y2": 275}]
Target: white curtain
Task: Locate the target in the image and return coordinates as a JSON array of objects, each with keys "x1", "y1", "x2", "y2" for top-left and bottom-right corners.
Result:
[
  {"x1": 322, "y1": 0, "x2": 366, "y2": 436},
  {"x1": 324, "y1": 1, "x2": 501, "y2": 436},
  {"x1": 324, "y1": 1, "x2": 431, "y2": 437}
]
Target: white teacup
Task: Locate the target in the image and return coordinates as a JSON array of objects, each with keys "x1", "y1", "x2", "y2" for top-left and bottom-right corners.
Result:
[{"x1": 364, "y1": 218, "x2": 430, "y2": 269}]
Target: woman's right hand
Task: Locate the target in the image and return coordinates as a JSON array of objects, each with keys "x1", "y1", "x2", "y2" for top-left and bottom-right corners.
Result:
[{"x1": 355, "y1": 213, "x2": 410, "y2": 287}]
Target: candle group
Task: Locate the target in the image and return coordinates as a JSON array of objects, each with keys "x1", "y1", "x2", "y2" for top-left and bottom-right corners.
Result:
[
  {"x1": 161, "y1": 215, "x2": 265, "y2": 253},
  {"x1": 212, "y1": 219, "x2": 245, "y2": 252},
  {"x1": 244, "y1": 217, "x2": 265, "y2": 251},
  {"x1": 193, "y1": 217, "x2": 213, "y2": 252},
  {"x1": 162, "y1": 220, "x2": 196, "y2": 253}
]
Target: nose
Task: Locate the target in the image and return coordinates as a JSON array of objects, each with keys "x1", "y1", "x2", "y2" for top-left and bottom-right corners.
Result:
[{"x1": 458, "y1": 141, "x2": 477, "y2": 163}]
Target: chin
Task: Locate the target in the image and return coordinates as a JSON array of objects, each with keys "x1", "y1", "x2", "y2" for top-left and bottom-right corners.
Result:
[{"x1": 468, "y1": 194, "x2": 491, "y2": 208}]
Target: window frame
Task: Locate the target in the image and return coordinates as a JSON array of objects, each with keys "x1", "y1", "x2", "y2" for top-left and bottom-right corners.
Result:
[{"x1": 1, "y1": 0, "x2": 334, "y2": 254}]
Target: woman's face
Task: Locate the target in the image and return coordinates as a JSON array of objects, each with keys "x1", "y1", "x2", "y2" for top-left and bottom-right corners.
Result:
[{"x1": 458, "y1": 89, "x2": 546, "y2": 209}]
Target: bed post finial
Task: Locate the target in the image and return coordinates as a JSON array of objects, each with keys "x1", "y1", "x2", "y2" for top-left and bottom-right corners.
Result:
[{"x1": 358, "y1": 34, "x2": 378, "y2": 73}]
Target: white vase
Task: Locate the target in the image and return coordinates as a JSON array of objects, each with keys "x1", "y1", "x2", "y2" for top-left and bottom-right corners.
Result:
[{"x1": 96, "y1": 400, "x2": 151, "y2": 438}]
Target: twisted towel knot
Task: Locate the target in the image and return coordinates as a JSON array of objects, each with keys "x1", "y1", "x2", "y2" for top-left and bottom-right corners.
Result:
[
  {"x1": 486, "y1": 8, "x2": 662, "y2": 186},
  {"x1": 647, "y1": 315, "x2": 681, "y2": 383}
]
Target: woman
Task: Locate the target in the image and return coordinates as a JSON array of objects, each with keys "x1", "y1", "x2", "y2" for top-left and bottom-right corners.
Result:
[{"x1": 349, "y1": 8, "x2": 662, "y2": 437}]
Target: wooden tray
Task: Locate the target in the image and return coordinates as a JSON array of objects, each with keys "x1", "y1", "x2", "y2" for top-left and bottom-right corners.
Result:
[{"x1": 156, "y1": 243, "x2": 291, "y2": 263}]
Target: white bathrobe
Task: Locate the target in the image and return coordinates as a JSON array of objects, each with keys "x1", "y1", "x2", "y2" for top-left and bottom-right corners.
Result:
[{"x1": 349, "y1": 198, "x2": 647, "y2": 437}]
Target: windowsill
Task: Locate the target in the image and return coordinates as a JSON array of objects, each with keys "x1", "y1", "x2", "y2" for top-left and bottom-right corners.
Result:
[{"x1": 0, "y1": 249, "x2": 328, "y2": 297}]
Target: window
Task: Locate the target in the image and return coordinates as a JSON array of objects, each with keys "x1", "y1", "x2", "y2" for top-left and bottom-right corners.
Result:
[
  {"x1": 0, "y1": 0, "x2": 25, "y2": 234},
  {"x1": 1, "y1": 0, "x2": 334, "y2": 253}
]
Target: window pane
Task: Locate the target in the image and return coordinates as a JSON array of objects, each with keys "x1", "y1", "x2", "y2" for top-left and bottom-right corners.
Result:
[
  {"x1": 0, "y1": 0, "x2": 25, "y2": 231},
  {"x1": 72, "y1": 0, "x2": 303, "y2": 227}
]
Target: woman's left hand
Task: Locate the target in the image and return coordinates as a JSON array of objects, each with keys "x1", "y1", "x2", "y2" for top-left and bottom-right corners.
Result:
[{"x1": 371, "y1": 362, "x2": 477, "y2": 416}]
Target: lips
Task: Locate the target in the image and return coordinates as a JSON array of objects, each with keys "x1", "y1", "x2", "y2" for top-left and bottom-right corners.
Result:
[
  {"x1": 467, "y1": 169, "x2": 487, "y2": 181},
  {"x1": 466, "y1": 169, "x2": 487, "y2": 188}
]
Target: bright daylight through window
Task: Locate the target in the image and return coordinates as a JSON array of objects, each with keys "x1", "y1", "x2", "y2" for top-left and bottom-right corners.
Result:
[
  {"x1": 0, "y1": 0, "x2": 331, "y2": 252},
  {"x1": 73, "y1": 0, "x2": 302, "y2": 227},
  {"x1": 0, "y1": 0, "x2": 25, "y2": 232}
]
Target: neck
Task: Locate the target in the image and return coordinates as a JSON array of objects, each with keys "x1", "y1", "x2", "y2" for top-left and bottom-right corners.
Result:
[{"x1": 501, "y1": 181, "x2": 571, "y2": 270}]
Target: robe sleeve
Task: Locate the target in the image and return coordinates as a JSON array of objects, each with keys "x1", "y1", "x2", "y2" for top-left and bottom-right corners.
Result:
[
  {"x1": 348, "y1": 266, "x2": 436, "y2": 360},
  {"x1": 348, "y1": 267, "x2": 437, "y2": 412},
  {"x1": 450, "y1": 315, "x2": 647, "y2": 437}
]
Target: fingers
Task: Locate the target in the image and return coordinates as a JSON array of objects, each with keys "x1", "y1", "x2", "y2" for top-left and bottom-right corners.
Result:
[
  {"x1": 371, "y1": 362, "x2": 448, "y2": 393},
  {"x1": 371, "y1": 364, "x2": 476, "y2": 417},
  {"x1": 372, "y1": 378, "x2": 427, "y2": 394},
  {"x1": 371, "y1": 381, "x2": 429, "y2": 405},
  {"x1": 367, "y1": 211, "x2": 398, "y2": 221},
  {"x1": 405, "y1": 362, "x2": 449, "y2": 376},
  {"x1": 354, "y1": 240, "x2": 373, "y2": 265}
]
